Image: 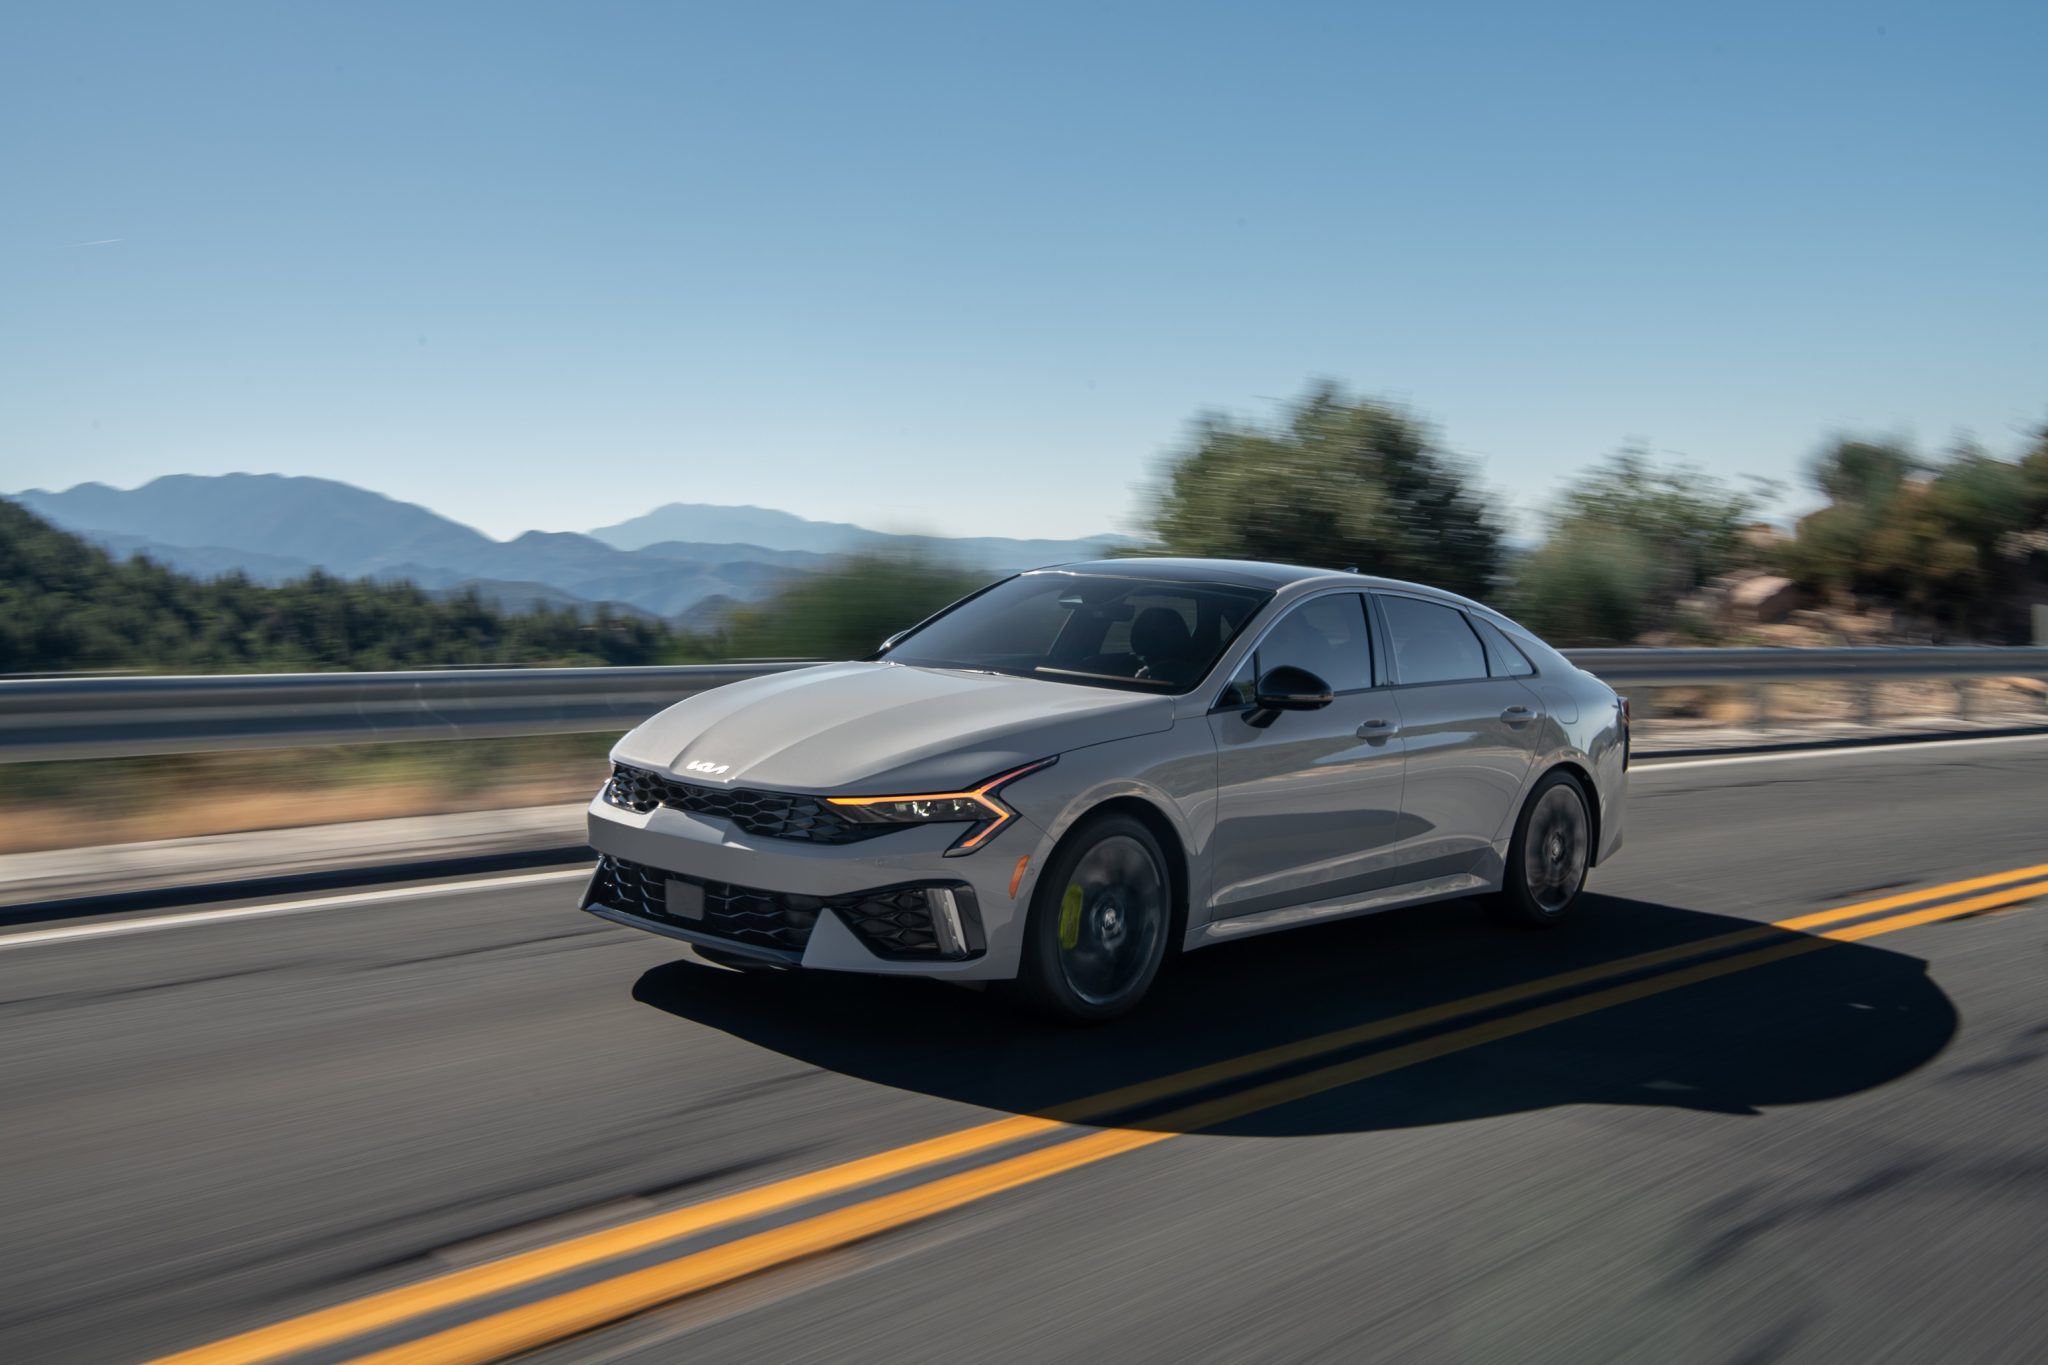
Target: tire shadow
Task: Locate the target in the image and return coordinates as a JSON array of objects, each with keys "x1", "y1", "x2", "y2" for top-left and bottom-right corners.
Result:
[{"x1": 629, "y1": 893, "x2": 1958, "y2": 1138}]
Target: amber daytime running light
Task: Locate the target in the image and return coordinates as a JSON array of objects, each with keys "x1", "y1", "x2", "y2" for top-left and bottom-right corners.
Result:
[{"x1": 827, "y1": 758, "x2": 1057, "y2": 853}]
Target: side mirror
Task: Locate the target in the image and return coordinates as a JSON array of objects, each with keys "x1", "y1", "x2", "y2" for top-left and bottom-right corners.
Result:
[{"x1": 1246, "y1": 665, "x2": 1333, "y2": 726}]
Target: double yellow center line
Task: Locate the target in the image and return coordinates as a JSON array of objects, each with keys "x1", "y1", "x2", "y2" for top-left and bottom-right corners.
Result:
[{"x1": 156, "y1": 862, "x2": 2048, "y2": 1365}]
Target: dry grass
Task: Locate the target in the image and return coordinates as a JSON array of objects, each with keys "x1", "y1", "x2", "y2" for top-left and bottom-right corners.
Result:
[{"x1": 0, "y1": 736, "x2": 613, "y2": 855}]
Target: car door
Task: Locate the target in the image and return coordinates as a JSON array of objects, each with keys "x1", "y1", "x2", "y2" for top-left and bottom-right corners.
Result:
[
  {"x1": 1204, "y1": 591, "x2": 1407, "y2": 920},
  {"x1": 1374, "y1": 592, "x2": 1543, "y2": 881}
]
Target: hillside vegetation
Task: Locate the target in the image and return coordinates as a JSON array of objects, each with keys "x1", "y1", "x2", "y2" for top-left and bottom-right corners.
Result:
[
  {"x1": 0, "y1": 499, "x2": 675, "y2": 672},
  {"x1": 0, "y1": 500, "x2": 1000, "y2": 674}
]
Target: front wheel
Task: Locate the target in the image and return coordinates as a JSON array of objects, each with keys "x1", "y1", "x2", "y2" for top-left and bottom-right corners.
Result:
[
  {"x1": 1014, "y1": 813, "x2": 1171, "y2": 1023},
  {"x1": 1489, "y1": 770, "x2": 1592, "y2": 928}
]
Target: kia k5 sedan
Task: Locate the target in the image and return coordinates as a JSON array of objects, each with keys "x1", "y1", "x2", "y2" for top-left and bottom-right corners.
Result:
[{"x1": 582, "y1": 559, "x2": 1628, "y2": 1020}]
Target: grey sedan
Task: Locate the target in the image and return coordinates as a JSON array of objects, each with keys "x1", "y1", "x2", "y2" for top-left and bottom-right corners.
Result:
[{"x1": 582, "y1": 559, "x2": 1628, "y2": 1020}]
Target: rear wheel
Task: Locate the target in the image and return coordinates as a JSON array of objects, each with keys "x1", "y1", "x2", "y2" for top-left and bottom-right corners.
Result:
[
  {"x1": 1489, "y1": 770, "x2": 1592, "y2": 927},
  {"x1": 1015, "y1": 813, "x2": 1171, "y2": 1023}
]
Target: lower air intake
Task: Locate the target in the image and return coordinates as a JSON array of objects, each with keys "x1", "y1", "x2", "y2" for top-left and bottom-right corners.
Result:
[{"x1": 587, "y1": 855, "x2": 983, "y2": 961}]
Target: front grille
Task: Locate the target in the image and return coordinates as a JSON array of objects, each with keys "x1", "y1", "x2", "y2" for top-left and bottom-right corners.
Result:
[
  {"x1": 603, "y1": 764, "x2": 886, "y2": 844},
  {"x1": 587, "y1": 855, "x2": 980, "y2": 961}
]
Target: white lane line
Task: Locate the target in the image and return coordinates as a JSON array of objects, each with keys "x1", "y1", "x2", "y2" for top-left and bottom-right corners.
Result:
[
  {"x1": 0, "y1": 868, "x2": 591, "y2": 952},
  {"x1": 1637, "y1": 731, "x2": 2048, "y2": 773}
]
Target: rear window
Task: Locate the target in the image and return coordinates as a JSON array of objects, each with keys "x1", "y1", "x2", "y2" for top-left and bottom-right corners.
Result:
[
  {"x1": 1470, "y1": 615, "x2": 1537, "y2": 677},
  {"x1": 883, "y1": 572, "x2": 1271, "y2": 694},
  {"x1": 1379, "y1": 594, "x2": 1489, "y2": 685}
]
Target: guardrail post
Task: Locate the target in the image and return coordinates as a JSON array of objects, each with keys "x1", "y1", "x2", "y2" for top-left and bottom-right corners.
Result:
[
  {"x1": 1954, "y1": 680, "x2": 1976, "y2": 721},
  {"x1": 1751, "y1": 683, "x2": 1771, "y2": 730},
  {"x1": 1856, "y1": 681, "x2": 1878, "y2": 725}
]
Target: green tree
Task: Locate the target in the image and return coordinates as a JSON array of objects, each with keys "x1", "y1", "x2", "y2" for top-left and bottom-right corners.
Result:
[
  {"x1": 1145, "y1": 384, "x2": 1503, "y2": 596},
  {"x1": 1777, "y1": 435, "x2": 2043, "y2": 637},
  {"x1": 720, "y1": 553, "x2": 991, "y2": 660},
  {"x1": 1509, "y1": 450, "x2": 1766, "y2": 645},
  {"x1": 2024, "y1": 423, "x2": 2048, "y2": 519},
  {"x1": 1811, "y1": 438, "x2": 1918, "y2": 506},
  {"x1": 1508, "y1": 525, "x2": 1658, "y2": 645}
]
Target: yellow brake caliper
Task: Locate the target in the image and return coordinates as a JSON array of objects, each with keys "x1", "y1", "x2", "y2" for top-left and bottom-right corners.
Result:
[{"x1": 1059, "y1": 884, "x2": 1084, "y2": 950}]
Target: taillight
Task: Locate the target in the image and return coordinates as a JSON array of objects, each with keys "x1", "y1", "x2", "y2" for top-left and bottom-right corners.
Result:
[{"x1": 1618, "y1": 695, "x2": 1631, "y2": 768}]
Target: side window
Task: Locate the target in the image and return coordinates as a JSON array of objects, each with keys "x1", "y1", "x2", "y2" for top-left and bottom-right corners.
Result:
[
  {"x1": 1253, "y1": 593, "x2": 1373, "y2": 693},
  {"x1": 1379, "y1": 595, "x2": 1488, "y2": 685},
  {"x1": 1471, "y1": 616, "x2": 1536, "y2": 678}
]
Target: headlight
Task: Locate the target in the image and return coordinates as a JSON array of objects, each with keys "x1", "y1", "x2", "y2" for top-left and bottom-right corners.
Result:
[
  {"x1": 826, "y1": 758, "x2": 1056, "y2": 854},
  {"x1": 834, "y1": 796, "x2": 989, "y2": 823}
]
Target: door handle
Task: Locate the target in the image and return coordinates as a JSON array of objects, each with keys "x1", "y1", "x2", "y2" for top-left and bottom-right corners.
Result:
[
  {"x1": 1500, "y1": 705, "x2": 1537, "y2": 726},
  {"x1": 1357, "y1": 718, "x2": 1398, "y2": 739}
]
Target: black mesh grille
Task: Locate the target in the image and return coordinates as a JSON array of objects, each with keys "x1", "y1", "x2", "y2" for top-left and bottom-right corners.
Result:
[
  {"x1": 835, "y1": 888, "x2": 943, "y2": 958},
  {"x1": 587, "y1": 855, "x2": 978, "y2": 961},
  {"x1": 602, "y1": 764, "x2": 886, "y2": 844},
  {"x1": 589, "y1": 855, "x2": 817, "y2": 956}
]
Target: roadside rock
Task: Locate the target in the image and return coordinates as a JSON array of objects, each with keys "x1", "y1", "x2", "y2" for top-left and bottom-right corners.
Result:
[{"x1": 1726, "y1": 574, "x2": 1806, "y2": 624}]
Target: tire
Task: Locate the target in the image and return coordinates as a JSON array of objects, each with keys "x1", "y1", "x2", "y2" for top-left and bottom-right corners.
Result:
[
  {"x1": 1489, "y1": 769, "x2": 1593, "y2": 928},
  {"x1": 1014, "y1": 813, "x2": 1172, "y2": 1023}
]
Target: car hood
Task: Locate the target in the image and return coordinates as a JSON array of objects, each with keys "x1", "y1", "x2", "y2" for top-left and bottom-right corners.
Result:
[{"x1": 612, "y1": 661, "x2": 1176, "y2": 794}]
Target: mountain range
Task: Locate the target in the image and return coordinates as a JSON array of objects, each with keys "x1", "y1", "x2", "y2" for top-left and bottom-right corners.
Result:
[{"x1": 5, "y1": 474, "x2": 1125, "y2": 623}]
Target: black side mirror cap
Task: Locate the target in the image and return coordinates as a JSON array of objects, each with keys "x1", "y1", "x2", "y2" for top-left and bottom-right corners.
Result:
[{"x1": 1245, "y1": 665, "x2": 1334, "y2": 725}]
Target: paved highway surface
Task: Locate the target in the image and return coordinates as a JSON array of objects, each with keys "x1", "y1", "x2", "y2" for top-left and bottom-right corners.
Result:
[{"x1": 4, "y1": 736, "x2": 2046, "y2": 1364}]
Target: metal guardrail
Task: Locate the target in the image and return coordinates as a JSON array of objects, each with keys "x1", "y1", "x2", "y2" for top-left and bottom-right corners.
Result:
[
  {"x1": 2, "y1": 648, "x2": 2046, "y2": 763},
  {"x1": 0, "y1": 663, "x2": 810, "y2": 763}
]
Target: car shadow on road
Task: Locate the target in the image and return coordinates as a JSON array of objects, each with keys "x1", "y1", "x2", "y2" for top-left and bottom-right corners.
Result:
[{"x1": 629, "y1": 893, "x2": 1958, "y2": 1138}]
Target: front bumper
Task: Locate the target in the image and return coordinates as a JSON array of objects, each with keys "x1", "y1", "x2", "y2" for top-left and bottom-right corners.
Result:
[{"x1": 581, "y1": 792, "x2": 1047, "y2": 979}]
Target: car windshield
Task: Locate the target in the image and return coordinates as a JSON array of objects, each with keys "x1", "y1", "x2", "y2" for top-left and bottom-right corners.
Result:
[{"x1": 880, "y1": 572, "x2": 1272, "y2": 694}]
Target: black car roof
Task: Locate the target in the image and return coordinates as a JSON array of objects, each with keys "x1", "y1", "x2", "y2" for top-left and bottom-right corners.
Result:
[
  {"x1": 1026, "y1": 557, "x2": 1429, "y2": 594},
  {"x1": 1017, "y1": 558, "x2": 1549, "y2": 652}
]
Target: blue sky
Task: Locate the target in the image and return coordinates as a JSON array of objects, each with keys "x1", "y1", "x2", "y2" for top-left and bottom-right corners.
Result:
[{"x1": 5, "y1": 1, "x2": 2044, "y2": 542}]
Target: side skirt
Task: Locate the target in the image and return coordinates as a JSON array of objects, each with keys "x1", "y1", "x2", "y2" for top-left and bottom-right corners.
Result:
[{"x1": 1183, "y1": 872, "x2": 1493, "y2": 952}]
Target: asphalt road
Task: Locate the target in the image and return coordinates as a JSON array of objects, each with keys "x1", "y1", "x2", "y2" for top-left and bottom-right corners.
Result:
[{"x1": 4, "y1": 735, "x2": 2047, "y2": 1364}]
